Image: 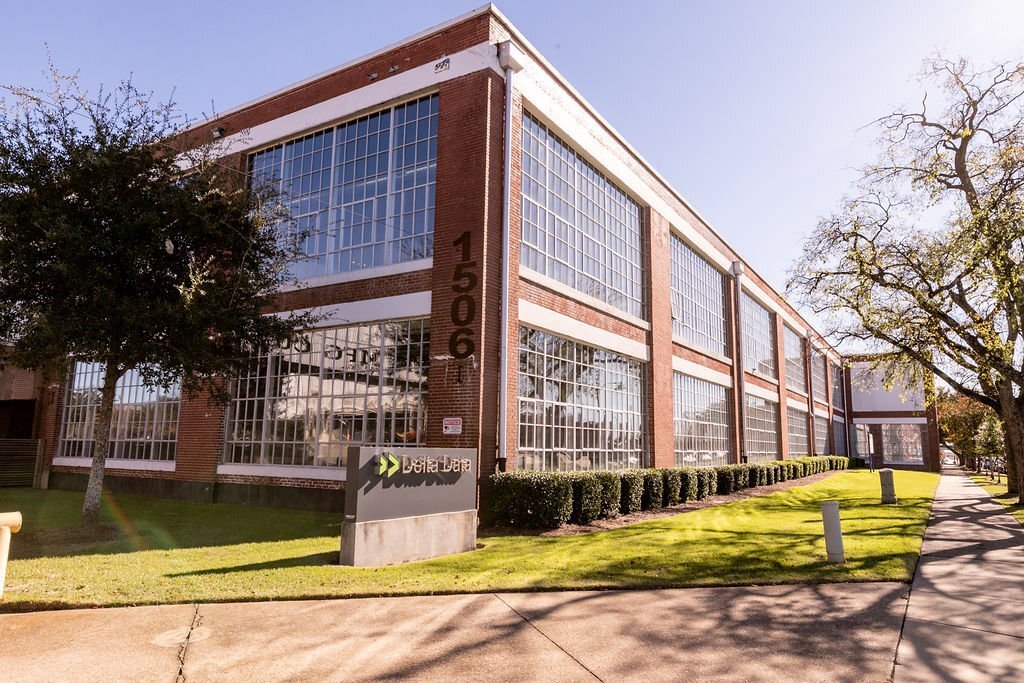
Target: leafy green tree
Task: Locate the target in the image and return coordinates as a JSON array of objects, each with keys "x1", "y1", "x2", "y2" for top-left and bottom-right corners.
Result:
[
  {"x1": 937, "y1": 389, "x2": 995, "y2": 469},
  {"x1": 789, "y1": 57, "x2": 1024, "y2": 502},
  {"x1": 0, "y1": 67, "x2": 313, "y2": 525},
  {"x1": 975, "y1": 415, "x2": 1005, "y2": 482}
]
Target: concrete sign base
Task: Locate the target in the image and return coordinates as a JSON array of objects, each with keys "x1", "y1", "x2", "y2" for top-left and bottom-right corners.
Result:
[
  {"x1": 339, "y1": 446, "x2": 479, "y2": 567},
  {"x1": 340, "y1": 509, "x2": 477, "y2": 567}
]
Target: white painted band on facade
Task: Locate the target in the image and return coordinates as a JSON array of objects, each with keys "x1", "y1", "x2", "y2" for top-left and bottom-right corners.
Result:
[
  {"x1": 671, "y1": 355, "x2": 733, "y2": 388},
  {"x1": 283, "y1": 291, "x2": 432, "y2": 328},
  {"x1": 517, "y1": 299, "x2": 649, "y2": 361}
]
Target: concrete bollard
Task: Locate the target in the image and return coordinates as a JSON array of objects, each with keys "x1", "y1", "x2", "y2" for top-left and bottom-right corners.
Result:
[
  {"x1": 821, "y1": 500, "x2": 845, "y2": 563},
  {"x1": 879, "y1": 468, "x2": 897, "y2": 504},
  {"x1": 0, "y1": 511, "x2": 23, "y2": 599}
]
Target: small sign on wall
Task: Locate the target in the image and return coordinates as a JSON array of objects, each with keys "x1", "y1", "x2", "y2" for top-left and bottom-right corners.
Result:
[{"x1": 443, "y1": 417, "x2": 463, "y2": 435}]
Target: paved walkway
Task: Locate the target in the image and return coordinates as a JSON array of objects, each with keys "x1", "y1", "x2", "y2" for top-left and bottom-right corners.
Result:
[
  {"x1": 2, "y1": 582, "x2": 906, "y2": 682},
  {"x1": 894, "y1": 470, "x2": 1024, "y2": 682},
  {"x1": 2, "y1": 470, "x2": 1022, "y2": 682}
]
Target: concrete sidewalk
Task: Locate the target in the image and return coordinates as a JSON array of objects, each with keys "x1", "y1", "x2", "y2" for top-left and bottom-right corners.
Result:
[
  {"x1": 894, "y1": 470, "x2": 1024, "y2": 682},
  {"x1": 1, "y1": 582, "x2": 906, "y2": 682},
  {"x1": 5, "y1": 469, "x2": 1022, "y2": 682}
]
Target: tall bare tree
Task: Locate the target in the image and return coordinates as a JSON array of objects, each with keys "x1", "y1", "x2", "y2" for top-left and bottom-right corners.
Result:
[{"x1": 789, "y1": 57, "x2": 1024, "y2": 501}]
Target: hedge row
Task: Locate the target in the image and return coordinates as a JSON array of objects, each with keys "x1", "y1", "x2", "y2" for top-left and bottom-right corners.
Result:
[{"x1": 490, "y1": 456, "x2": 849, "y2": 528}]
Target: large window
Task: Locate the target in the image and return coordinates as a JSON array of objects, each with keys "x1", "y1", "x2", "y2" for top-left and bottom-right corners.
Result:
[
  {"x1": 881, "y1": 424, "x2": 925, "y2": 464},
  {"x1": 58, "y1": 363, "x2": 180, "y2": 461},
  {"x1": 833, "y1": 421, "x2": 848, "y2": 456},
  {"x1": 520, "y1": 113, "x2": 645, "y2": 318},
  {"x1": 814, "y1": 415, "x2": 829, "y2": 454},
  {"x1": 744, "y1": 394, "x2": 779, "y2": 463},
  {"x1": 224, "y1": 320, "x2": 429, "y2": 468},
  {"x1": 811, "y1": 350, "x2": 827, "y2": 402},
  {"x1": 518, "y1": 327, "x2": 645, "y2": 471},
  {"x1": 670, "y1": 236, "x2": 729, "y2": 356},
  {"x1": 673, "y1": 373, "x2": 733, "y2": 468},
  {"x1": 250, "y1": 94, "x2": 438, "y2": 280},
  {"x1": 853, "y1": 424, "x2": 874, "y2": 459},
  {"x1": 831, "y1": 362, "x2": 845, "y2": 409},
  {"x1": 741, "y1": 293, "x2": 777, "y2": 378},
  {"x1": 787, "y1": 407, "x2": 810, "y2": 456},
  {"x1": 783, "y1": 326, "x2": 807, "y2": 393}
]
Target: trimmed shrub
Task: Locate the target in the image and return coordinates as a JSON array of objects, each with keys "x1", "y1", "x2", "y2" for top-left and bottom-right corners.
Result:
[
  {"x1": 662, "y1": 468, "x2": 682, "y2": 507},
  {"x1": 777, "y1": 462, "x2": 789, "y2": 482},
  {"x1": 490, "y1": 471, "x2": 572, "y2": 528},
  {"x1": 792, "y1": 461, "x2": 806, "y2": 478},
  {"x1": 641, "y1": 469, "x2": 665, "y2": 510},
  {"x1": 679, "y1": 467, "x2": 698, "y2": 503},
  {"x1": 753, "y1": 464, "x2": 767, "y2": 487},
  {"x1": 716, "y1": 466, "x2": 734, "y2": 495},
  {"x1": 732, "y1": 464, "x2": 749, "y2": 491},
  {"x1": 594, "y1": 471, "x2": 621, "y2": 519},
  {"x1": 694, "y1": 468, "x2": 713, "y2": 499},
  {"x1": 619, "y1": 469, "x2": 644, "y2": 514},
  {"x1": 566, "y1": 472, "x2": 603, "y2": 525},
  {"x1": 764, "y1": 463, "x2": 777, "y2": 486}
]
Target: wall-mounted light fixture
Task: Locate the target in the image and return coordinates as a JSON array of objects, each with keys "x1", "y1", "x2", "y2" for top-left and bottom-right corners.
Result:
[{"x1": 211, "y1": 126, "x2": 225, "y2": 138}]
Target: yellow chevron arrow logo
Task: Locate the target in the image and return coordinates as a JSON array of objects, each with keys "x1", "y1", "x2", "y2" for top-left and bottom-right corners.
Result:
[{"x1": 378, "y1": 452, "x2": 400, "y2": 478}]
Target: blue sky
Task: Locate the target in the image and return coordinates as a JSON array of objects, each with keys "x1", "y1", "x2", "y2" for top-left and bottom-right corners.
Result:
[{"x1": 4, "y1": 0, "x2": 1023, "y2": 304}]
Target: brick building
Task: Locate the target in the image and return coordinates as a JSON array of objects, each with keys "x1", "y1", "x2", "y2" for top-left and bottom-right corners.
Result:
[{"x1": 3, "y1": 5, "x2": 940, "y2": 509}]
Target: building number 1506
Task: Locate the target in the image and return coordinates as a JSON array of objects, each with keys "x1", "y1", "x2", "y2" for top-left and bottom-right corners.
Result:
[{"x1": 450, "y1": 231, "x2": 477, "y2": 359}]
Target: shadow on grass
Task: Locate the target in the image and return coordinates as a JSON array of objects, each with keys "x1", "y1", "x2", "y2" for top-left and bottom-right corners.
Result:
[
  {"x1": 4, "y1": 488, "x2": 341, "y2": 560},
  {"x1": 165, "y1": 551, "x2": 338, "y2": 577}
]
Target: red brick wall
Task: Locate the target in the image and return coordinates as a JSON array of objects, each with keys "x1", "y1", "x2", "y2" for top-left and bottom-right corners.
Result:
[
  {"x1": 647, "y1": 209, "x2": 675, "y2": 468},
  {"x1": 179, "y1": 14, "x2": 493, "y2": 149},
  {"x1": 425, "y1": 69, "x2": 505, "y2": 487}
]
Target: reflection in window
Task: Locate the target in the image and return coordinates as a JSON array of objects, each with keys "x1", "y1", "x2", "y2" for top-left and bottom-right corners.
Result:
[
  {"x1": 833, "y1": 421, "x2": 848, "y2": 456},
  {"x1": 811, "y1": 350, "x2": 827, "y2": 402},
  {"x1": 250, "y1": 95, "x2": 438, "y2": 280},
  {"x1": 670, "y1": 236, "x2": 729, "y2": 356},
  {"x1": 224, "y1": 320, "x2": 429, "y2": 468},
  {"x1": 783, "y1": 326, "x2": 806, "y2": 392},
  {"x1": 520, "y1": 113, "x2": 645, "y2": 318},
  {"x1": 831, "y1": 362, "x2": 845, "y2": 409},
  {"x1": 58, "y1": 363, "x2": 180, "y2": 461},
  {"x1": 744, "y1": 395, "x2": 779, "y2": 463},
  {"x1": 853, "y1": 424, "x2": 874, "y2": 459},
  {"x1": 673, "y1": 373, "x2": 733, "y2": 468},
  {"x1": 787, "y1": 407, "x2": 809, "y2": 456},
  {"x1": 814, "y1": 415, "x2": 829, "y2": 454},
  {"x1": 517, "y1": 327, "x2": 645, "y2": 471},
  {"x1": 741, "y1": 293, "x2": 777, "y2": 378},
  {"x1": 881, "y1": 424, "x2": 924, "y2": 464}
]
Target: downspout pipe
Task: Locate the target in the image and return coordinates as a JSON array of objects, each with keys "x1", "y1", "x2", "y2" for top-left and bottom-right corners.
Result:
[
  {"x1": 805, "y1": 330, "x2": 817, "y2": 457},
  {"x1": 730, "y1": 261, "x2": 747, "y2": 464},
  {"x1": 497, "y1": 42, "x2": 523, "y2": 470}
]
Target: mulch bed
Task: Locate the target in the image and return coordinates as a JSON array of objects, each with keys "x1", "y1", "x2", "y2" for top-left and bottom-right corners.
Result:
[{"x1": 506, "y1": 469, "x2": 842, "y2": 538}]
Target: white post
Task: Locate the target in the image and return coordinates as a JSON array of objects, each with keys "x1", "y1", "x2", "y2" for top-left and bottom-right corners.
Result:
[
  {"x1": 0, "y1": 511, "x2": 23, "y2": 599},
  {"x1": 879, "y1": 468, "x2": 897, "y2": 504},
  {"x1": 821, "y1": 500, "x2": 845, "y2": 563}
]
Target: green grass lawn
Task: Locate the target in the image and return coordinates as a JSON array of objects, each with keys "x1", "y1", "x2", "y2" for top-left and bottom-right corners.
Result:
[
  {"x1": 968, "y1": 473, "x2": 1024, "y2": 525},
  {"x1": 0, "y1": 469, "x2": 939, "y2": 612}
]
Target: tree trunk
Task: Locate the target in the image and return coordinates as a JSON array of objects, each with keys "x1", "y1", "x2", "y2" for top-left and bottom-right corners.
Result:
[
  {"x1": 82, "y1": 363, "x2": 120, "y2": 527},
  {"x1": 997, "y1": 396, "x2": 1024, "y2": 502}
]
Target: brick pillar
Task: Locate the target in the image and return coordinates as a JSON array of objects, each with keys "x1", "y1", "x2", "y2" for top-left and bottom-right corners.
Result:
[
  {"x1": 727, "y1": 277, "x2": 744, "y2": 463},
  {"x1": 173, "y1": 387, "x2": 224, "y2": 488},
  {"x1": 774, "y1": 313, "x2": 789, "y2": 460},
  {"x1": 428, "y1": 71, "x2": 505, "y2": 488},
  {"x1": 502, "y1": 87, "x2": 524, "y2": 470},
  {"x1": 647, "y1": 210, "x2": 675, "y2": 469}
]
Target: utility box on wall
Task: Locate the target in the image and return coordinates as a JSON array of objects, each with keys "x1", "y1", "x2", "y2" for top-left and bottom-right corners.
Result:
[{"x1": 340, "y1": 446, "x2": 478, "y2": 567}]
